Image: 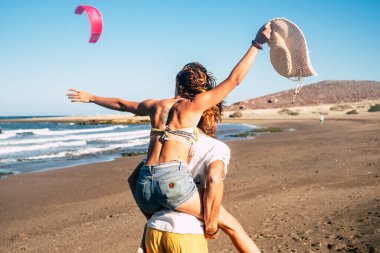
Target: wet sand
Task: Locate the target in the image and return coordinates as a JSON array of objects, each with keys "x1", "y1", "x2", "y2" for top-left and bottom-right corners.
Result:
[{"x1": 0, "y1": 118, "x2": 379, "y2": 252}]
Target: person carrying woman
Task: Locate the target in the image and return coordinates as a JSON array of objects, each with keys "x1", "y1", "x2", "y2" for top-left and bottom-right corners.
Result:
[{"x1": 68, "y1": 22, "x2": 271, "y2": 253}]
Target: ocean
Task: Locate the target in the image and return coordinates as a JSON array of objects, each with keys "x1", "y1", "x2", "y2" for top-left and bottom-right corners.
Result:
[{"x1": 0, "y1": 117, "x2": 257, "y2": 175}]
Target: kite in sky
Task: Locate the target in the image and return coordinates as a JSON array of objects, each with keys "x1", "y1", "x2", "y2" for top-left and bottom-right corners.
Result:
[{"x1": 75, "y1": 5, "x2": 103, "y2": 43}]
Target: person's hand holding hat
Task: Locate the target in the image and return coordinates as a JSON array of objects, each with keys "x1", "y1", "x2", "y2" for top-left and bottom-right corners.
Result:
[{"x1": 252, "y1": 22, "x2": 272, "y2": 50}]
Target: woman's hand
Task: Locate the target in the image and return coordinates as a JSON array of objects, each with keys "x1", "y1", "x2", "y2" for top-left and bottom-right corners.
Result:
[
  {"x1": 67, "y1": 88, "x2": 93, "y2": 103},
  {"x1": 254, "y1": 22, "x2": 272, "y2": 45}
]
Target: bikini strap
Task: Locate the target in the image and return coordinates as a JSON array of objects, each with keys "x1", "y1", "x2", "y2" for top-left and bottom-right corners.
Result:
[{"x1": 151, "y1": 98, "x2": 199, "y2": 143}]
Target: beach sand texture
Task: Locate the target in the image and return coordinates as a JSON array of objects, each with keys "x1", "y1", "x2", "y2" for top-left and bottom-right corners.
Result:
[{"x1": 0, "y1": 118, "x2": 379, "y2": 252}]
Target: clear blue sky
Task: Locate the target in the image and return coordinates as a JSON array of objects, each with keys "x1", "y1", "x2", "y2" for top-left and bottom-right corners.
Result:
[{"x1": 1, "y1": 0, "x2": 379, "y2": 116}]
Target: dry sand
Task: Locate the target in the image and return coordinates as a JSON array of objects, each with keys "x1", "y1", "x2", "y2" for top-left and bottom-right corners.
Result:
[{"x1": 0, "y1": 117, "x2": 379, "y2": 253}]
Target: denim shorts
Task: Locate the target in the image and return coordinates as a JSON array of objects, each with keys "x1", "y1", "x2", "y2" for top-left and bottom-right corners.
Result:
[{"x1": 135, "y1": 161, "x2": 197, "y2": 214}]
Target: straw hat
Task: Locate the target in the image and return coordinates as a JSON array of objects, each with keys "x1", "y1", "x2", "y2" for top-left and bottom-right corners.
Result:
[{"x1": 268, "y1": 18, "x2": 317, "y2": 79}]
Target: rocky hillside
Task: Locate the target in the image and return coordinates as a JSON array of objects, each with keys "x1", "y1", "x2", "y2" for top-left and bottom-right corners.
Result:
[{"x1": 227, "y1": 80, "x2": 380, "y2": 110}]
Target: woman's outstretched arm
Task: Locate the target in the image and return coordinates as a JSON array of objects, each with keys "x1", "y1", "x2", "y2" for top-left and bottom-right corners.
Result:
[
  {"x1": 67, "y1": 88, "x2": 155, "y2": 116},
  {"x1": 191, "y1": 23, "x2": 271, "y2": 114}
]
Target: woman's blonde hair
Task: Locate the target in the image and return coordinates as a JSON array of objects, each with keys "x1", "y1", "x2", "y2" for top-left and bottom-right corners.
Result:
[{"x1": 176, "y1": 62, "x2": 224, "y2": 138}]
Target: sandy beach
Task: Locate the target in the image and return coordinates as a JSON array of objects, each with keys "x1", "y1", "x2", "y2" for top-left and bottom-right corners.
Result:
[
  {"x1": 2, "y1": 0, "x2": 379, "y2": 252},
  {"x1": 1, "y1": 117, "x2": 379, "y2": 252}
]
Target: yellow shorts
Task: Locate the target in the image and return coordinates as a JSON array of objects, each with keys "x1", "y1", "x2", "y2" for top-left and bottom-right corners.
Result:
[{"x1": 145, "y1": 228, "x2": 208, "y2": 253}]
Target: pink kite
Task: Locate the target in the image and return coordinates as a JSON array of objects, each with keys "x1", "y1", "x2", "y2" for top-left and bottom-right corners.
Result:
[{"x1": 75, "y1": 5, "x2": 103, "y2": 43}]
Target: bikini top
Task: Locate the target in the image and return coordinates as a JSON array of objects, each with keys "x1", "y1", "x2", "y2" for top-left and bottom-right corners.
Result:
[
  {"x1": 150, "y1": 99, "x2": 199, "y2": 146},
  {"x1": 150, "y1": 126, "x2": 199, "y2": 143}
]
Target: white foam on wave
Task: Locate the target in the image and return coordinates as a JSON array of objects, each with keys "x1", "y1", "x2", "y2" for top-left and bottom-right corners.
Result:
[
  {"x1": 5, "y1": 128, "x2": 50, "y2": 134},
  {"x1": 0, "y1": 133, "x2": 16, "y2": 139},
  {"x1": 21, "y1": 152, "x2": 68, "y2": 160},
  {"x1": 20, "y1": 138, "x2": 150, "y2": 161},
  {"x1": 0, "y1": 129, "x2": 149, "y2": 146},
  {"x1": 0, "y1": 125, "x2": 128, "y2": 140},
  {"x1": 0, "y1": 128, "x2": 49, "y2": 139},
  {"x1": 36, "y1": 125, "x2": 128, "y2": 136},
  {"x1": 108, "y1": 138, "x2": 150, "y2": 149},
  {"x1": 94, "y1": 130, "x2": 149, "y2": 142},
  {"x1": 0, "y1": 158, "x2": 18, "y2": 164},
  {"x1": 0, "y1": 140, "x2": 87, "y2": 155}
]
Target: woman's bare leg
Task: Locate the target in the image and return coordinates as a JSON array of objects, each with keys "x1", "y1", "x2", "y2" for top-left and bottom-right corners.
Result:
[{"x1": 177, "y1": 191, "x2": 261, "y2": 253}]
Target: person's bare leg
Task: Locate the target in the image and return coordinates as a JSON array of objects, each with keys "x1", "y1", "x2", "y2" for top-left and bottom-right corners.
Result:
[
  {"x1": 177, "y1": 192, "x2": 261, "y2": 253},
  {"x1": 217, "y1": 206, "x2": 261, "y2": 253}
]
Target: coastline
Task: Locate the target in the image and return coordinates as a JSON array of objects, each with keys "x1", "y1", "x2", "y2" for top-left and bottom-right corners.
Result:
[
  {"x1": 0, "y1": 118, "x2": 379, "y2": 252},
  {"x1": 0, "y1": 115, "x2": 150, "y2": 125},
  {"x1": 1, "y1": 99, "x2": 379, "y2": 124}
]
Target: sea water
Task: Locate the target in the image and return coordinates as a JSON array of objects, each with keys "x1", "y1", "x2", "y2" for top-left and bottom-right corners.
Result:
[{"x1": 0, "y1": 118, "x2": 257, "y2": 175}]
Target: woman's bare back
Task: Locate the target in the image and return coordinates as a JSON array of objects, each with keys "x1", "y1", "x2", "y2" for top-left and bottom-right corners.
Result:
[{"x1": 145, "y1": 98, "x2": 202, "y2": 165}]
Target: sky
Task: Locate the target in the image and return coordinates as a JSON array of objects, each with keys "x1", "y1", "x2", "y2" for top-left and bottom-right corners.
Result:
[{"x1": 1, "y1": 0, "x2": 379, "y2": 116}]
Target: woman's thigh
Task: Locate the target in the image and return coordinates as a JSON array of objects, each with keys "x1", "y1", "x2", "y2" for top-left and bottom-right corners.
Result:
[{"x1": 175, "y1": 190, "x2": 203, "y2": 219}]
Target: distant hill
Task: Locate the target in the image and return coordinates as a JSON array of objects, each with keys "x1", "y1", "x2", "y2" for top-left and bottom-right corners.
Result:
[{"x1": 227, "y1": 80, "x2": 380, "y2": 110}]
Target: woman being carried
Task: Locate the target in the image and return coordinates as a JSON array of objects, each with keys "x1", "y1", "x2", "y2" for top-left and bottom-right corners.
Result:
[{"x1": 68, "y1": 22, "x2": 271, "y2": 253}]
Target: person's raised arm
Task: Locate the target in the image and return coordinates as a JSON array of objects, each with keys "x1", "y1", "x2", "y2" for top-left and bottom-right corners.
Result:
[
  {"x1": 67, "y1": 88, "x2": 155, "y2": 116},
  {"x1": 191, "y1": 22, "x2": 271, "y2": 113}
]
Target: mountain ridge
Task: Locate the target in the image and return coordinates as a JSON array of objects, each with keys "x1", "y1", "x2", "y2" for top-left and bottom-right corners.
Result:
[{"x1": 226, "y1": 80, "x2": 380, "y2": 111}]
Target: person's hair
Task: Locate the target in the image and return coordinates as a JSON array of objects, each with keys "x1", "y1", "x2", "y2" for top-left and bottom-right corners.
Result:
[{"x1": 176, "y1": 62, "x2": 224, "y2": 138}]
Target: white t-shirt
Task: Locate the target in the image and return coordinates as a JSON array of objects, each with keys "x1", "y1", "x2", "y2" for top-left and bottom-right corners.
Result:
[{"x1": 146, "y1": 134, "x2": 230, "y2": 234}]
